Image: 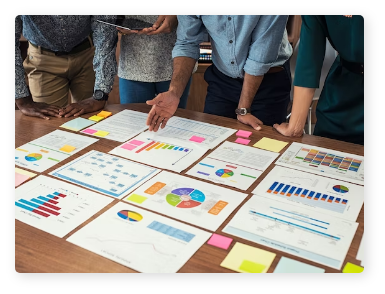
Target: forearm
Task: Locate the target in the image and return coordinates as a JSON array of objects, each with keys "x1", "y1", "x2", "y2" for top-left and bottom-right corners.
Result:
[
  {"x1": 15, "y1": 95, "x2": 34, "y2": 108},
  {"x1": 238, "y1": 73, "x2": 264, "y2": 108},
  {"x1": 169, "y1": 56, "x2": 196, "y2": 98},
  {"x1": 288, "y1": 86, "x2": 316, "y2": 134}
]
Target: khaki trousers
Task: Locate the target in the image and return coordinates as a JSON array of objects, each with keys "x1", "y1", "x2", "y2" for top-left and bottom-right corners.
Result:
[{"x1": 23, "y1": 42, "x2": 95, "y2": 107}]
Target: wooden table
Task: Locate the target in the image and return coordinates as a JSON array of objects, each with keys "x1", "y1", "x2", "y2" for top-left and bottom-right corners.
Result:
[{"x1": 15, "y1": 103, "x2": 364, "y2": 273}]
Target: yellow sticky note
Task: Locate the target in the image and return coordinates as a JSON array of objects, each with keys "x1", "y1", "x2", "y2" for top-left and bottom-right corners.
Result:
[
  {"x1": 253, "y1": 137, "x2": 288, "y2": 153},
  {"x1": 126, "y1": 194, "x2": 147, "y2": 204},
  {"x1": 15, "y1": 168, "x2": 37, "y2": 178},
  {"x1": 220, "y1": 242, "x2": 276, "y2": 273},
  {"x1": 97, "y1": 111, "x2": 112, "y2": 118},
  {"x1": 342, "y1": 262, "x2": 364, "y2": 273},
  {"x1": 94, "y1": 130, "x2": 109, "y2": 137},
  {"x1": 88, "y1": 115, "x2": 104, "y2": 122},
  {"x1": 59, "y1": 145, "x2": 77, "y2": 153}
]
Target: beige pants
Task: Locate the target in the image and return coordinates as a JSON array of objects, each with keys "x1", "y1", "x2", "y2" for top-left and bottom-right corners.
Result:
[{"x1": 23, "y1": 43, "x2": 96, "y2": 107}]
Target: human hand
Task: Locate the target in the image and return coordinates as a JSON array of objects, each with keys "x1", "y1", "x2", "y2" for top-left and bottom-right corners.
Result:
[
  {"x1": 273, "y1": 122, "x2": 304, "y2": 137},
  {"x1": 237, "y1": 114, "x2": 263, "y2": 131},
  {"x1": 58, "y1": 98, "x2": 106, "y2": 118},
  {"x1": 144, "y1": 15, "x2": 178, "y2": 36},
  {"x1": 16, "y1": 96, "x2": 61, "y2": 120},
  {"x1": 146, "y1": 91, "x2": 180, "y2": 132},
  {"x1": 117, "y1": 27, "x2": 139, "y2": 36}
]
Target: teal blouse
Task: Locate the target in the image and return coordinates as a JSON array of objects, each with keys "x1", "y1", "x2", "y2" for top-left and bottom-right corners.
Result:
[{"x1": 294, "y1": 15, "x2": 364, "y2": 145}]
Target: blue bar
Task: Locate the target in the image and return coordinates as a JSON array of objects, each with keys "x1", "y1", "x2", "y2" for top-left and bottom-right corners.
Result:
[
  {"x1": 45, "y1": 194, "x2": 55, "y2": 199},
  {"x1": 173, "y1": 147, "x2": 179, "y2": 150},
  {"x1": 268, "y1": 182, "x2": 279, "y2": 191},
  {"x1": 288, "y1": 186, "x2": 296, "y2": 195},
  {"x1": 179, "y1": 148, "x2": 184, "y2": 151},
  {"x1": 19, "y1": 199, "x2": 39, "y2": 208},
  {"x1": 328, "y1": 196, "x2": 335, "y2": 201},
  {"x1": 322, "y1": 194, "x2": 328, "y2": 200},
  {"x1": 275, "y1": 183, "x2": 285, "y2": 193},
  {"x1": 38, "y1": 196, "x2": 50, "y2": 202},
  {"x1": 315, "y1": 193, "x2": 321, "y2": 199},
  {"x1": 31, "y1": 198, "x2": 45, "y2": 205},
  {"x1": 295, "y1": 188, "x2": 303, "y2": 195},
  {"x1": 53, "y1": 192, "x2": 60, "y2": 195},
  {"x1": 15, "y1": 202, "x2": 34, "y2": 211},
  {"x1": 336, "y1": 198, "x2": 341, "y2": 202},
  {"x1": 199, "y1": 163, "x2": 215, "y2": 168},
  {"x1": 282, "y1": 185, "x2": 290, "y2": 193},
  {"x1": 308, "y1": 191, "x2": 315, "y2": 197},
  {"x1": 302, "y1": 189, "x2": 309, "y2": 196}
]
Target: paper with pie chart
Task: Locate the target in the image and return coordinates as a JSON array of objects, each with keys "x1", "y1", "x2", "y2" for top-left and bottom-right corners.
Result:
[
  {"x1": 186, "y1": 141, "x2": 279, "y2": 190},
  {"x1": 123, "y1": 171, "x2": 248, "y2": 231},
  {"x1": 15, "y1": 130, "x2": 98, "y2": 173},
  {"x1": 67, "y1": 201, "x2": 211, "y2": 273}
]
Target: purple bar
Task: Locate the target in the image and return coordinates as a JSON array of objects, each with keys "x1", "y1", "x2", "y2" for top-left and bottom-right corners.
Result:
[{"x1": 197, "y1": 171, "x2": 210, "y2": 176}]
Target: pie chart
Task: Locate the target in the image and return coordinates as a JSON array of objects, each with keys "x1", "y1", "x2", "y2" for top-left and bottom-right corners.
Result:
[
  {"x1": 215, "y1": 169, "x2": 234, "y2": 178},
  {"x1": 25, "y1": 153, "x2": 43, "y2": 161},
  {"x1": 117, "y1": 210, "x2": 143, "y2": 222},
  {"x1": 166, "y1": 187, "x2": 205, "y2": 208},
  {"x1": 333, "y1": 185, "x2": 349, "y2": 193}
]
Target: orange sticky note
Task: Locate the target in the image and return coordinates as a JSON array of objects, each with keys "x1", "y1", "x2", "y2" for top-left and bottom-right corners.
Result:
[
  {"x1": 59, "y1": 145, "x2": 76, "y2": 153},
  {"x1": 97, "y1": 111, "x2": 112, "y2": 118}
]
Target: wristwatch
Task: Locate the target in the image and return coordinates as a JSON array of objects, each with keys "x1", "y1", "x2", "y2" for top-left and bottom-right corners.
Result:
[
  {"x1": 93, "y1": 90, "x2": 109, "y2": 101},
  {"x1": 235, "y1": 108, "x2": 251, "y2": 116}
]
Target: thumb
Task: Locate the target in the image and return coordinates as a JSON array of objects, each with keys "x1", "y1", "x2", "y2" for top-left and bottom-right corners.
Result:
[
  {"x1": 249, "y1": 120, "x2": 262, "y2": 131},
  {"x1": 153, "y1": 15, "x2": 165, "y2": 29}
]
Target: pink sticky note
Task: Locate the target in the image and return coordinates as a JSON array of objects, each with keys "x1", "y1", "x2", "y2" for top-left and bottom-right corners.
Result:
[
  {"x1": 15, "y1": 172, "x2": 30, "y2": 187},
  {"x1": 190, "y1": 135, "x2": 205, "y2": 143},
  {"x1": 83, "y1": 128, "x2": 97, "y2": 134},
  {"x1": 235, "y1": 138, "x2": 251, "y2": 145},
  {"x1": 236, "y1": 130, "x2": 252, "y2": 138},
  {"x1": 129, "y1": 140, "x2": 145, "y2": 146},
  {"x1": 207, "y1": 234, "x2": 233, "y2": 250},
  {"x1": 121, "y1": 143, "x2": 137, "y2": 151}
]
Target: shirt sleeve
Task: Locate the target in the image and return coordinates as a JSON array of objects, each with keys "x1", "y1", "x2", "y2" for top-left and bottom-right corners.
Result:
[
  {"x1": 244, "y1": 15, "x2": 289, "y2": 76},
  {"x1": 293, "y1": 16, "x2": 327, "y2": 88},
  {"x1": 91, "y1": 16, "x2": 118, "y2": 94},
  {"x1": 15, "y1": 16, "x2": 30, "y2": 99}
]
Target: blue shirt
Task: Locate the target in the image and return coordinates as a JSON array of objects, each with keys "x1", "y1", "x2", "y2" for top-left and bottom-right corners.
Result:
[
  {"x1": 172, "y1": 15, "x2": 292, "y2": 78},
  {"x1": 15, "y1": 15, "x2": 118, "y2": 99}
]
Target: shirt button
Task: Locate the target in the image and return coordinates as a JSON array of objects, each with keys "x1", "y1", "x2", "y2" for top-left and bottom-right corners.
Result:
[
  {"x1": 228, "y1": 17, "x2": 232, "y2": 20},
  {"x1": 231, "y1": 61, "x2": 234, "y2": 64},
  {"x1": 229, "y1": 40, "x2": 233, "y2": 43}
]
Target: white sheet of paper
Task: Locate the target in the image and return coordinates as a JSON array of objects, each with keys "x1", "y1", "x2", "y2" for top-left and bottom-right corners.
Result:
[
  {"x1": 81, "y1": 110, "x2": 148, "y2": 142},
  {"x1": 67, "y1": 202, "x2": 211, "y2": 273},
  {"x1": 223, "y1": 195, "x2": 358, "y2": 270},
  {"x1": 50, "y1": 150, "x2": 161, "y2": 199},
  {"x1": 15, "y1": 175, "x2": 113, "y2": 238},
  {"x1": 109, "y1": 132, "x2": 209, "y2": 173},
  {"x1": 186, "y1": 141, "x2": 278, "y2": 190},
  {"x1": 15, "y1": 130, "x2": 98, "y2": 172},
  {"x1": 123, "y1": 171, "x2": 248, "y2": 231},
  {"x1": 275, "y1": 142, "x2": 364, "y2": 185}
]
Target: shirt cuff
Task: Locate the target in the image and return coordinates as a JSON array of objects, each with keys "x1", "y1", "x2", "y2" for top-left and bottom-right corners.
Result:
[
  {"x1": 244, "y1": 59, "x2": 275, "y2": 76},
  {"x1": 172, "y1": 47, "x2": 200, "y2": 61},
  {"x1": 15, "y1": 87, "x2": 30, "y2": 99}
]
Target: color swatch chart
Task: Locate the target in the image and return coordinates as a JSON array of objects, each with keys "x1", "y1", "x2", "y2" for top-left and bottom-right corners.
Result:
[{"x1": 122, "y1": 138, "x2": 192, "y2": 154}]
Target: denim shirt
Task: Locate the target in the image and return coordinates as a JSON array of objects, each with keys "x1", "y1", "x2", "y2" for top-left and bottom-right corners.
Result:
[
  {"x1": 15, "y1": 15, "x2": 118, "y2": 99},
  {"x1": 172, "y1": 15, "x2": 292, "y2": 78}
]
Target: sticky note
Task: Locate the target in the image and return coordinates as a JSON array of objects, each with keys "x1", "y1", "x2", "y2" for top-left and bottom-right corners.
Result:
[
  {"x1": 253, "y1": 137, "x2": 288, "y2": 153},
  {"x1": 207, "y1": 234, "x2": 233, "y2": 250},
  {"x1": 236, "y1": 130, "x2": 252, "y2": 138},
  {"x1": 273, "y1": 257, "x2": 325, "y2": 273},
  {"x1": 342, "y1": 262, "x2": 364, "y2": 273},
  {"x1": 88, "y1": 115, "x2": 104, "y2": 122},
  {"x1": 235, "y1": 138, "x2": 251, "y2": 145},
  {"x1": 190, "y1": 136, "x2": 205, "y2": 143},
  {"x1": 126, "y1": 194, "x2": 147, "y2": 204},
  {"x1": 121, "y1": 143, "x2": 137, "y2": 151},
  {"x1": 15, "y1": 172, "x2": 30, "y2": 187},
  {"x1": 59, "y1": 145, "x2": 76, "y2": 153},
  {"x1": 15, "y1": 168, "x2": 37, "y2": 179},
  {"x1": 94, "y1": 130, "x2": 109, "y2": 137},
  {"x1": 129, "y1": 140, "x2": 145, "y2": 146},
  {"x1": 220, "y1": 242, "x2": 276, "y2": 273},
  {"x1": 97, "y1": 111, "x2": 112, "y2": 118},
  {"x1": 82, "y1": 128, "x2": 97, "y2": 134},
  {"x1": 60, "y1": 117, "x2": 96, "y2": 131}
]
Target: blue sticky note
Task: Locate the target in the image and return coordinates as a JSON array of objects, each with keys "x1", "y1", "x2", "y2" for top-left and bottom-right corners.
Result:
[
  {"x1": 60, "y1": 117, "x2": 96, "y2": 131},
  {"x1": 273, "y1": 257, "x2": 325, "y2": 273}
]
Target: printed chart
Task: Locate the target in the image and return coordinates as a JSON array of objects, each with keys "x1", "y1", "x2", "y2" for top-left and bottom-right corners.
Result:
[
  {"x1": 276, "y1": 142, "x2": 364, "y2": 185},
  {"x1": 50, "y1": 150, "x2": 161, "y2": 199},
  {"x1": 15, "y1": 130, "x2": 98, "y2": 172},
  {"x1": 109, "y1": 133, "x2": 209, "y2": 173},
  {"x1": 15, "y1": 175, "x2": 113, "y2": 238},
  {"x1": 252, "y1": 166, "x2": 364, "y2": 221},
  {"x1": 67, "y1": 202, "x2": 211, "y2": 273},
  {"x1": 187, "y1": 141, "x2": 279, "y2": 190},
  {"x1": 123, "y1": 171, "x2": 248, "y2": 231}
]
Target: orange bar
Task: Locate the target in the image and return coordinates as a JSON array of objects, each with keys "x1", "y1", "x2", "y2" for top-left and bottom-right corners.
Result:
[
  {"x1": 327, "y1": 200, "x2": 332, "y2": 203},
  {"x1": 155, "y1": 143, "x2": 165, "y2": 149},
  {"x1": 208, "y1": 201, "x2": 228, "y2": 215},
  {"x1": 146, "y1": 142, "x2": 160, "y2": 151},
  {"x1": 286, "y1": 194, "x2": 291, "y2": 197},
  {"x1": 267, "y1": 190, "x2": 272, "y2": 193},
  {"x1": 144, "y1": 182, "x2": 166, "y2": 195}
]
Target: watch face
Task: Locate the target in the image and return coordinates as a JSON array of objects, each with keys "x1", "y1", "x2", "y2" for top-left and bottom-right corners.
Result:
[
  {"x1": 94, "y1": 91, "x2": 104, "y2": 100},
  {"x1": 240, "y1": 108, "x2": 247, "y2": 115}
]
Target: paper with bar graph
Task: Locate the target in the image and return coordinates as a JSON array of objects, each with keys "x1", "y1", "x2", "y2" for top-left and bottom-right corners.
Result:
[
  {"x1": 15, "y1": 130, "x2": 98, "y2": 173},
  {"x1": 252, "y1": 166, "x2": 364, "y2": 222},
  {"x1": 15, "y1": 175, "x2": 113, "y2": 238},
  {"x1": 67, "y1": 202, "x2": 211, "y2": 273},
  {"x1": 186, "y1": 141, "x2": 279, "y2": 190},
  {"x1": 109, "y1": 132, "x2": 209, "y2": 173},
  {"x1": 123, "y1": 171, "x2": 248, "y2": 231},
  {"x1": 276, "y1": 142, "x2": 364, "y2": 185}
]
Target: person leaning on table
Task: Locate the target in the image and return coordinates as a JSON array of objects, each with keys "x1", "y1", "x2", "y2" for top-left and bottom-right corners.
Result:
[
  {"x1": 274, "y1": 15, "x2": 364, "y2": 145},
  {"x1": 145, "y1": 15, "x2": 293, "y2": 132},
  {"x1": 15, "y1": 15, "x2": 118, "y2": 120}
]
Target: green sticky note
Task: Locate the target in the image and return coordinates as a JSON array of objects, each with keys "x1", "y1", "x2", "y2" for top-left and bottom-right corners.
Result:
[
  {"x1": 127, "y1": 194, "x2": 147, "y2": 204},
  {"x1": 239, "y1": 260, "x2": 266, "y2": 273},
  {"x1": 342, "y1": 262, "x2": 364, "y2": 273}
]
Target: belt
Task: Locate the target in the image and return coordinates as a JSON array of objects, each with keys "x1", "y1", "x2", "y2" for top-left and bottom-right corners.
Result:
[
  {"x1": 340, "y1": 57, "x2": 364, "y2": 75},
  {"x1": 30, "y1": 37, "x2": 92, "y2": 56}
]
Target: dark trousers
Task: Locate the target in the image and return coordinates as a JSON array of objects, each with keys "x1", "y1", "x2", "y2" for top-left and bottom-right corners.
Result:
[{"x1": 203, "y1": 61, "x2": 291, "y2": 126}]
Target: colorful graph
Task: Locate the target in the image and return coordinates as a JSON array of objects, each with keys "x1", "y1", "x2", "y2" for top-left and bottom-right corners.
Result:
[
  {"x1": 166, "y1": 187, "x2": 205, "y2": 208},
  {"x1": 121, "y1": 138, "x2": 190, "y2": 154},
  {"x1": 15, "y1": 191, "x2": 66, "y2": 217},
  {"x1": 25, "y1": 153, "x2": 43, "y2": 161},
  {"x1": 333, "y1": 185, "x2": 349, "y2": 193},
  {"x1": 117, "y1": 210, "x2": 143, "y2": 222},
  {"x1": 215, "y1": 169, "x2": 234, "y2": 178}
]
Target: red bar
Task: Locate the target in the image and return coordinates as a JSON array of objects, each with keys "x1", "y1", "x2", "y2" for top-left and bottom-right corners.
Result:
[
  {"x1": 42, "y1": 202, "x2": 61, "y2": 211},
  {"x1": 48, "y1": 199, "x2": 59, "y2": 205},
  {"x1": 226, "y1": 165, "x2": 237, "y2": 169},
  {"x1": 53, "y1": 196, "x2": 59, "y2": 200},
  {"x1": 136, "y1": 141, "x2": 156, "y2": 154},
  {"x1": 38, "y1": 205, "x2": 60, "y2": 216},
  {"x1": 58, "y1": 193, "x2": 66, "y2": 198},
  {"x1": 32, "y1": 209, "x2": 50, "y2": 217}
]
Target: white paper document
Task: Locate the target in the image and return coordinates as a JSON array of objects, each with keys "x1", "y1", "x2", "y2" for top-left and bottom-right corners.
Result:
[
  {"x1": 123, "y1": 171, "x2": 249, "y2": 231},
  {"x1": 15, "y1": 130, "x2": 98, "y2": 173},
  {"x1": 109, "y1": 132, "x2": 209, "y2": 173},
  {"x1": 15, "y1": 175, "x2": 113, "y2": 238},
  {"x1": 67, "y1": 202, "x2": 211, "y2": 273},
  {"x1": 252, "y1": 166, "x2": 364, "y2": 222},
  {"x1": 50, "y1": 150, "x2": 161, "y2": 199},
  {"x1": 80, "y1": 110, "x2": 148, "y2": 142},
  {"x1": 276, "y1": 142, "x2": 364, "y2": 185},
  {"x1": 223, "y1": 195, "x2": 358, "y2": 270},
  {"x1": 187, "y1": 141, "x2": 278, "y2": 190},
  {"x1": 149, "y1": 116, "x2": 236, "y2": 149}
]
